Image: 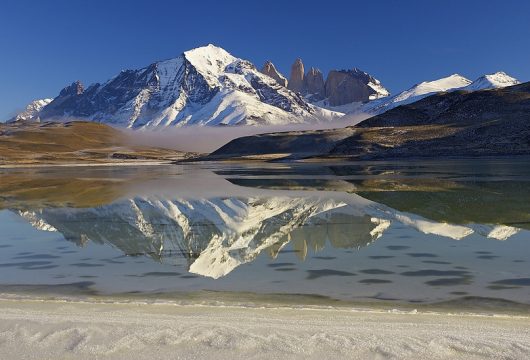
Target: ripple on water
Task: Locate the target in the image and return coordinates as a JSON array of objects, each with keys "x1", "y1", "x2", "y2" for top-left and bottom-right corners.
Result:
[
  {"x1": 306, "y1": 269, "x2": 356, "y2": 280},
  {"x1": 407, "y1": 253, "x2": 438, "y2": 258},
  {"x1": 359, "y1": 279, "x2": 393, "y2": 284},
  {"x1": 359, "y1": 269, "x2": 394, "y2": 275},
  {"x1": 386, "y1": 246, "x2": 410, "y2": 251}
]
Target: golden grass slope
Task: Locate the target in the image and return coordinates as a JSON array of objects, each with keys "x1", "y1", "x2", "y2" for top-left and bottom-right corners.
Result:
[{"x1": 0, "y1": 121, "x2": 194, "y2": 165}]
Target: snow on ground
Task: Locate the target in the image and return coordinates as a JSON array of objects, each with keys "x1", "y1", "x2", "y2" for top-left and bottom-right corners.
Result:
[{"x1": 0, "y1": 299, "x2": 528, "y2": 360}]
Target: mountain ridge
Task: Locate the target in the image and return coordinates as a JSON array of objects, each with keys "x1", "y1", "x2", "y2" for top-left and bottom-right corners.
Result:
[{"x1": 357, "y1": 72, "x2": 520, "y2": 116}]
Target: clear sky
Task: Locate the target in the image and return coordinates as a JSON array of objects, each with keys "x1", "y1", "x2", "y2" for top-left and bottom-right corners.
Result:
[{"x1": 1, "y1": 0, "x2": 529, "y2": 120}]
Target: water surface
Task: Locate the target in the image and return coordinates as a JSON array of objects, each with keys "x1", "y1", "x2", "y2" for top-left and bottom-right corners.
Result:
[{"x1": 0, "y1": 159, "x2": 529, "y2": 309}]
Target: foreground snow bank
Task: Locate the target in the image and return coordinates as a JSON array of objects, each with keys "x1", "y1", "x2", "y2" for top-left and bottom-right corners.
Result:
[{"x1": 0, "y1": 299, "x2": 528, "y2": 360}]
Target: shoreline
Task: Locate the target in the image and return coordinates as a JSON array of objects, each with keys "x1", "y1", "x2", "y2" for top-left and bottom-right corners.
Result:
[
  {"x1": 0, "y1": 297, "x2": 528, "y2": 359},
  {"x1": 1, "y1": 286, "x2": 528, "y2": 317},
  {"x1": 0, "y1": 160, "x2": 175, "y2": 169},
  {"x1": 2, "y1": 154, "x2": 530, "y2": 168}
]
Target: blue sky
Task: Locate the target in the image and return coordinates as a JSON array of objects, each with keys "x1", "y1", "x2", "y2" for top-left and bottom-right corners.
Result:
[{"x1": 1, "y1": 0, "x2": 529, "y2": 120}]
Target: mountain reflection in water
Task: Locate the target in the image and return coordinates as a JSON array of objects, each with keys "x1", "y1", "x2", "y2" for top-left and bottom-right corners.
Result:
[{"x1": 3, "y1": 160, "x2": 528, "y2": 280}]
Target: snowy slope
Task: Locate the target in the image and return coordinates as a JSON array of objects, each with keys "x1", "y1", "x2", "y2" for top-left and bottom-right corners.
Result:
[
  {"x1": 463, "y1": 71, "x2": 520, "y2": 91},
  {"x1": 30, "y1": 45, "x2": 342, "y2": 128},
  {"x1": 8, "y1": 98, "x2": 53, "y2": 123},
  {"x1": 367, "y1": 77, "x2": 390, "y2": 100},
  {"x1": 360, "y1": 74, "x2": 472, "y2": 115}
]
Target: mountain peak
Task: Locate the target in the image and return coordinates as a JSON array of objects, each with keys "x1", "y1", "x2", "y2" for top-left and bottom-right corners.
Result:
[
  {"x1": 464, "y1": 71, "x2": 520, "y2": 91},
  {"x1": 260, "y1": 61, "x2": 288, "y2": 87},
  {"x1": 182, "y1": 44, "x2": 236, "y2": 77},
  {"x1": 183, "y1": 43, "x2": 232, "y2": 58},
  {"x1": 414, "y1": 74, "x2": 471, "y2": 92}
]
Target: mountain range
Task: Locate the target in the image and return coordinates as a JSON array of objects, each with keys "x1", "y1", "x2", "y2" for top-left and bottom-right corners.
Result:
[
  {"x1": 210, "y1": 81, "x2": 530, "y2": 160},
  {"x1": 9, "y1": 44, "x2": 521, "y2": 129},
  {"x1": 358, "y1": 72, "x2": 520, "y2": 116}
]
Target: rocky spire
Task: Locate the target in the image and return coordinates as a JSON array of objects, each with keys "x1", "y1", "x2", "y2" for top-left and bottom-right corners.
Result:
[
  {"x1": 287, "y1": 58, "x2": 305, "y2": 93},
  {"x1": 260, "y1": 61, "x2": 288, "y2": 87},
  {"x1": 304, "y1": 67, "x2": 325, "y2": 101}
]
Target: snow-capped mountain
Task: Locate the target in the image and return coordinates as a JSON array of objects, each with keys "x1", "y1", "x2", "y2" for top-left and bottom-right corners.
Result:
[
  {"x1": 358, "y1": 72, "x2": 520, "y2": 116},
  {"x1": 8, "y1": 98, "x2": 52, "y2": 123},
  {"x1": 24, "y1": 45, "x2": 341, "y2": 128},
  {"x1": 462, "y1": 71, "x2": 520, "y2": 91}
]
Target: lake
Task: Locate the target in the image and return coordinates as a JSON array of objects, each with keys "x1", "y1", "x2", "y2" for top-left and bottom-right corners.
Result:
[{"x1": 0, "y1": 158, "x2": 529, "y2": 311}]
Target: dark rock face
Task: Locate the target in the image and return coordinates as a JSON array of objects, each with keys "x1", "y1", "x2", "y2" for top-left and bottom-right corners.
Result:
[
  {"x1": 304, "y1": 67, "x2": 325, "y2": 101},
  {"x1": 325, "y1": 69, "x2": 379, "y2": 106},
  {"x1": 39, "y1": 66, "x2": 165, "y2": 122},
  {"x1": 260, "y1": 61, "x2": 288, "y2": 87},
  {"x1": 287, "y1": 58, "x2": 305, "y2": 93},
  {"x1": 249, "y1": 76, "x2": 311, "y2": 113}
]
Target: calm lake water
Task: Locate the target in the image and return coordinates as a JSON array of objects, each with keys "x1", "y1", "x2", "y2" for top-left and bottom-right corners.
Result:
[{"x1": 0, "y1": 159, "x2": 529, "y2": 309}]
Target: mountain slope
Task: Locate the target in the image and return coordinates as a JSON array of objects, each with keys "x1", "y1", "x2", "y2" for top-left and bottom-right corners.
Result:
[
  {"x1": 30, "y1": 45, "x2": 341, "y2": 128},
  {"x1": 9, "y1": 98, "x2": 53, "y2": 122},
  {"x1": 208, "y1": 81, "x2": 530, "y2": 160},
  {"x1": 0, "y1": 121, "x2": 194, "y2": 165},
  {"x1": 359, "y1": 74, "x2": 472, "y2": 115}
]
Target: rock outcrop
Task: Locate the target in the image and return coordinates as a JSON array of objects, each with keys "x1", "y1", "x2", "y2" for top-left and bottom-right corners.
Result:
[
  {"x1": 287, "y1": 58, "x2": 305, "y2": 93},
  {"x1": 304, "y1": 67, "x2": 325, "y2": 101},
  {"x1": 325, "y1": 69, "x2": 387, "y2": 106},
  {"x1": 260, "y1": 61, "x2": 288, "y2": 87},
  {"x1": 285, "y1": 59, "x2": 389, "y2": 106}
]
